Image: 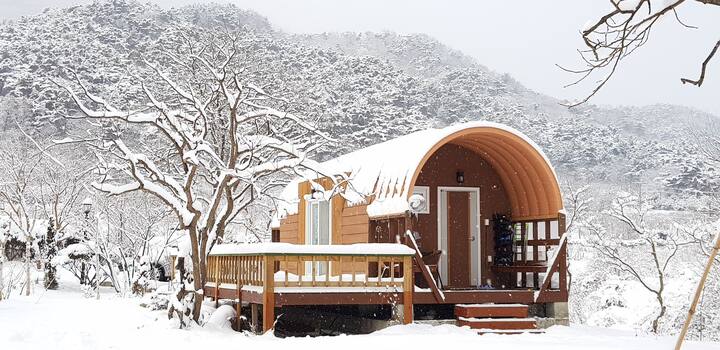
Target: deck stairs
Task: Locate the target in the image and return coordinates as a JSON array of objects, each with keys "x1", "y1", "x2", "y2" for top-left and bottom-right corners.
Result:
[{"x1": 454, "y1": 303, "x2": 543, "y2": 335}]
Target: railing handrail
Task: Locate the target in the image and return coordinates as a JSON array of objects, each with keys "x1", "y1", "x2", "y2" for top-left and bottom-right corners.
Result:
[
  {"x1": 208, "y1": 242, "x2": 416, "y2": 257},
  {"x1": 209, "y1": 252, "x2": 415, "y2": 257},
  {"x1": 207, "y1": 252, "x2": 414, "y2": 289}
]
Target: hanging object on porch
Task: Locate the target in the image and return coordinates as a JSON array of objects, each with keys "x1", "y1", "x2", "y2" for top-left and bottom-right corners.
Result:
[{"x1": 492, "y1": 213, "x2": 514, "y2": 267}]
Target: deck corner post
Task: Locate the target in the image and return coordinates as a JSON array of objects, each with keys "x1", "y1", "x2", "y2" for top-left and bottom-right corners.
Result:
[
  {"x1": 262, "y1": 255, "x2": 275, "y2": 333},
  {"x1": 402, "y1": 255, "x2": 414, "y2": 324}
]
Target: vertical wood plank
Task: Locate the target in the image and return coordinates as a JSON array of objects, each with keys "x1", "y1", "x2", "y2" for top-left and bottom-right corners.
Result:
[
  {"x1": 262, "y1": 256, "x2": 275, "y2": 332},
  {"x1": 402, "y1": 255, "x2": 413, "y2": 324}
]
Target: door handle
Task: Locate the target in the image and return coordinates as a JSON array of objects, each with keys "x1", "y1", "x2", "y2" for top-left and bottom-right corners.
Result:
[{"x1": 469, "y1": 236, "x2": 476, "y2": 242}]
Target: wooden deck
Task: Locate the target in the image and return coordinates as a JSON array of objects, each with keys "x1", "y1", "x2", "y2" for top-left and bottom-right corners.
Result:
[
  {"x1": 191, "y1": 240, "x2": 569, "y2": 333},
  {"x1": 204, "y1": 284, "x2": 567, "y2": 306}
]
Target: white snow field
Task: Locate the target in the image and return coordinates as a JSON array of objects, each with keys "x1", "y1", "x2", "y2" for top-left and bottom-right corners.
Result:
[{"x1": 1, "y1": 284, "x2": 719, "y2": 350}]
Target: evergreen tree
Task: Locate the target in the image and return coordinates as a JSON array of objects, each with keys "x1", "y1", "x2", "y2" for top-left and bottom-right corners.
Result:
[{"x1": 43, "y1": 219, "x2": 58, "y2": 290}]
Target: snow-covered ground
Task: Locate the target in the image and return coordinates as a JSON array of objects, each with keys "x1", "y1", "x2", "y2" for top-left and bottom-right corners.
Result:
[{"x1": 1, "y1": 281, "x2": 719, "y2": 350}]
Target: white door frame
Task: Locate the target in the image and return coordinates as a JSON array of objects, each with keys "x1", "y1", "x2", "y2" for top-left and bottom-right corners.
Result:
[{"x1": 437, "y1": 186, "x2": 481, "y2": 287}]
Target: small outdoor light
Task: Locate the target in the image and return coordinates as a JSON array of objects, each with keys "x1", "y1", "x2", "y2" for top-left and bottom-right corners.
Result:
[
  {"x1": 310, "y1": 188, "x2": 324, "y2": 200},
  {"x1": 82, "y1": 197, "x2": 93, "y2": 215},
  {"x1": 456, "y1": 170, "x2": 465, "y2": 184}
]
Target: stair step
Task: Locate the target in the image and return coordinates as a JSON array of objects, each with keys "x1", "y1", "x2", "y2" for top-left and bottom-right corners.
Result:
[
  {"x1": 457, "y1": 317, "x2": 537, "y2": 330},
  {"x1": 455, "y1": 303, "x2": 529, "y2": 318}
]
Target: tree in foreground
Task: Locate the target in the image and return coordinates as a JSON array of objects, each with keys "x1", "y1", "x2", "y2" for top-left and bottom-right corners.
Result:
[
  {"x1": 564, "y1": 0, "x2": 719, "y2": 106},
  {"x1": 583, "y1": 191, "x2": 691, "y2": 333},
  {"x1": 56, "y1": 32, "x2": 333, "y2": 324}
]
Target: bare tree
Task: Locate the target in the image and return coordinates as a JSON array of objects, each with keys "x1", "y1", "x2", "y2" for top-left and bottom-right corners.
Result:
[
  {"x1": 56, "y1": 33, "x2": 336, "y2": 323},
  {"x1": 0, "y1": 138, "x2": 44, "y2": 296},
  {"x1": 563, "y1": 0, "x2": 720, "y2": 106},
  {"x1": 584, "y1": 191, "x2": 689, "y2": 333}
]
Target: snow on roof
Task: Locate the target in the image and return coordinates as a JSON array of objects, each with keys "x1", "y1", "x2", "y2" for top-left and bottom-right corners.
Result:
[
  {"x1": 209, "y1": 242, "x2": 415, "y2": 256},
  {"x1": 283, "y1": 121, "x2": 557, "y2": 217},
  {"x1": 278, "y1": 121, "x2": 561, "y2": 219}
]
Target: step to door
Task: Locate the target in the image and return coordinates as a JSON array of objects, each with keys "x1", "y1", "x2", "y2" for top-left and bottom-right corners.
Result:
[
  {"x1": 454, "y1": 303, "x2": 529, "y2": 318},
  {"x1": 457, "y1": 317, "x2": 537, "y2": 330}
]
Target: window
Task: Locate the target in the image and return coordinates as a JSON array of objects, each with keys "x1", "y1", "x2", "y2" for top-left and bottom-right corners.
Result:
[
  {"x1": 306, "y1": 200, "x2": 331, "y2": 245},
  {"x1": 305, "y1": 199, "x2": 331, "y2": 275}
]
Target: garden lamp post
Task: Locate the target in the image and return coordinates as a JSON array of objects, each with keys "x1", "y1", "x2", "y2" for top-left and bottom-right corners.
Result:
[{"x1": 81, "y1": 197, "x2": 100, "y2": 300}]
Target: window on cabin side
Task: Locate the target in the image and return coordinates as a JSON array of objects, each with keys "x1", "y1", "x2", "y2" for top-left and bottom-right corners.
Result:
[
  {"x1": 305, "y1": 199, "x2": 331, "y2": 275},
  {"x1": 306, "y1": 200, "x2": 331, "y2": 245}
]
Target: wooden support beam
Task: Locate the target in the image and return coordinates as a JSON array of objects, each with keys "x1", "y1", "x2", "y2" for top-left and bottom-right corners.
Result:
[
  {"x1": 262, "y1": 256, "x2": 275, "y2": 333},
  {"x1": 213, "y1": 257, "x2": 219, "y2": 307},
  {"x1": 405, "y1": 231, "x2": 444, "y2": 303},
  {"x1": 402, "y1": 255, "x2": 414, "y2": 324},
  {"x1": 251, "y1": 303, "x2": 259, "y2": 333},
  {"x1": 236, "y1": 260, "x2": 242, "y2": 331}
]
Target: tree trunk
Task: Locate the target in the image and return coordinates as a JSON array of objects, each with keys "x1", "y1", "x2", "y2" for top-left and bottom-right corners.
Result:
[
  {"x1": 0, "y1": 258, "x2": 4, "y2": 300},
  {"x1": 25, "y1": 245, "x2": 31, "y2": 296},
  {"x1": 652, "y1": 292, "x2": 666, "y2": 333}
]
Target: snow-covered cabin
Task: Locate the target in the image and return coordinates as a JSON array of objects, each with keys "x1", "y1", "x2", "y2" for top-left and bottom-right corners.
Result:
[
  {"x1": 273, "y1": 121, "x2": 567, "y2": 295},
  {"x1": 205, "y1": 121, "x2": 568, "y2": 333}
]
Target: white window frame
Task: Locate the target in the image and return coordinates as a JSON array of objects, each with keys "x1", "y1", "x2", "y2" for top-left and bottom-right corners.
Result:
[{"x1": 304, "y1": 197, "x2": 332, "y2": 276}]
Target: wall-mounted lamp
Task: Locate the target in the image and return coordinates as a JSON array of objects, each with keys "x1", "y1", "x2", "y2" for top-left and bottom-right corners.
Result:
[
  {"x1": 456, "y1": 170, "x2": 465, "y2": 184},
  {"x1": 310, "y1": 188, "x2": 324, "y2": 200}
]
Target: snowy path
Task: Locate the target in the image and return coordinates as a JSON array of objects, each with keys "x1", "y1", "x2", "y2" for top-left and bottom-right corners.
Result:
[{"x1": 1, "y1": 288, "x2": 718, "y2": 350}]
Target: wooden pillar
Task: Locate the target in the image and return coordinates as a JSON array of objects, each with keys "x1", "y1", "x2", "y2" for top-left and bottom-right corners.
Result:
[
  {"x1": 213, "y1": 257, "x2": 219, "y2": 308},
  {"x1": 235, "y1": 282, "x2": 242, "y2": 330},
  {"x1": 251, "y1": 303, "x2": 259, "y2": 333},
  {"x1": 402, "y1": 255, "x2": 414, "y2": 324},
  {"x1": 558, "y1": 213, "x2": 568, "y2": 295},
  {"x1": 262, "y1": 255, "x2": 275, "y2": 332}
]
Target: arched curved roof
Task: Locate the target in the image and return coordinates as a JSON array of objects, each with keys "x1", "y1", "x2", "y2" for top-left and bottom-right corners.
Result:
[{"x1": 296, "y1": 121, "x2": 563, "y2": 220}]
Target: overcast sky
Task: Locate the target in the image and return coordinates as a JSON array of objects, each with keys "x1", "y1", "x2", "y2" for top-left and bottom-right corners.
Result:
[{"x1": 2, "y1": 0, "x2": 720, "y2": 115}]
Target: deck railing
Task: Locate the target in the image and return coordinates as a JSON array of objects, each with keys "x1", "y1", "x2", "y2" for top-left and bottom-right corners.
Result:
[
  {"x1": 489, "y1": 213, "x2": 568, "y2": 301},
  {"x1": 205, "y1": 243, "x2": 415, "y2": 332},
  {"x1": 207, "y1": 254, "x2": 411, "y2": 289}
]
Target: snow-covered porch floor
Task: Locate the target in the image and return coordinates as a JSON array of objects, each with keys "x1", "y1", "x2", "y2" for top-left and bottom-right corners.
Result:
[{"x1": 1, "y1": 287, "x2": 718, "y2": 350}]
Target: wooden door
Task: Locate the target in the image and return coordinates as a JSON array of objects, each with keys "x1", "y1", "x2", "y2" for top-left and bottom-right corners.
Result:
[{"x1": 447, "y1": 191, "x2": 471, "y2": 288}]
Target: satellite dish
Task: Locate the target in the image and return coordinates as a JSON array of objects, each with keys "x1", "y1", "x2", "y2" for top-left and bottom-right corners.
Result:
[{"x1": 408, "y1": 193, "x2": 426, "y2": 212}]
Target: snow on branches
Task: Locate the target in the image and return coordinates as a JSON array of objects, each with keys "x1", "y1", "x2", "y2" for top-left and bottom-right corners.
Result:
[
  {"x1": 55, "y1": 32, "x2": 337, "y2": 322},
  {"x1": 563, "y1": 0, "x2": 720, "y2": 106}
]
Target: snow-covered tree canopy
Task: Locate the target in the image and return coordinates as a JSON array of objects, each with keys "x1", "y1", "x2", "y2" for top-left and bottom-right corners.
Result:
[{"x1": 56, "y1": 31, "x2": 337, "y2": 321}]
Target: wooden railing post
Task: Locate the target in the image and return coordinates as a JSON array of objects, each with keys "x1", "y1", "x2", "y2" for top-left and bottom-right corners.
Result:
[
  {"x1": 558, "y1": 213, "x2": 568, "y2": 296},
  {"x1": 235, "y1": 256, "x2": 242, "y2": 331},
  {"x1": 402, "y1": 255, "x2": 414, "y2": 324},
  {"x1": 262, "y1": 255, "x2": 275, "y2": 333}
]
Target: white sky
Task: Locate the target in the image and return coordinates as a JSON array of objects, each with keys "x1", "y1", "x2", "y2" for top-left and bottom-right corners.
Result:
[{"x1": 2, "y1": 0, "x2": 720, "y2": 115}]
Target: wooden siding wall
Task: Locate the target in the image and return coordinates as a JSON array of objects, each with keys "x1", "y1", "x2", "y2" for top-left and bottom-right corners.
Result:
[
  {"x1": 342, "y1": 205, "x2": 370, "y2": 244},
  {"x1": 279, "y1": 214, "x2": 300, "y2": 244},
  {"x1": 369, "y1": 217, "x2": 407, "y2": 244},
  {"x1": 413, "y1": 143, "x2": 512, "y2": 285}
]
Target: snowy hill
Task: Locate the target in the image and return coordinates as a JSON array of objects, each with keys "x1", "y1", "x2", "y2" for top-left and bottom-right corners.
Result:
[{"x1": 0, "y1": 0, "x2": 718, "y2": 201}]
